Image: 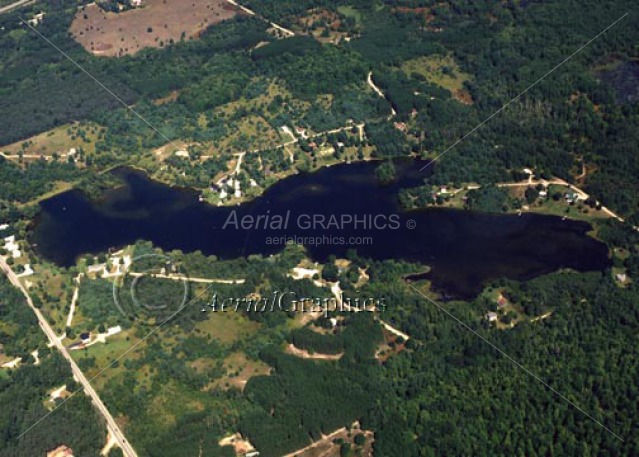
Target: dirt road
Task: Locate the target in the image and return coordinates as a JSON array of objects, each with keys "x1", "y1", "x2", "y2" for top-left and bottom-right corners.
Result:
[{"x1": 0, "y1": 0, "x2": 34, "y2": 15}]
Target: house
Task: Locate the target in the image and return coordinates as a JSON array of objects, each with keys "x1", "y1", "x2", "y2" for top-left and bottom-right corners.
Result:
[
  {"x1": 0, "y1": 224, "x2": 8, "y2": 231},
  {"x1": 3, "y1": 235, "x2": 20, "y2": 258},
  {"x1": 16, "y1": 264, "x2": 34, "y2": 278},
  {"x1": 486, "y1": 312, "x2": 498, "y2": 322},
  {"x1": 564, "y1": 192, "x2": 580, "y2": 203},
  {"x1": 496, "y1": 295, "x2": 508, "y2": 308},
  {"x1": 616, "y1": 273, "x2": 628, "y2": 283},
  {"x1": 105, "y1": 326, "x2": 122, "y2": 337},
  {"x1": 87, "y1": 263, "x2": 107, "y2": 276},
  {"x1": 538, "y1": 190, "x2": 547, "y2": 198},
  {"x1": 27, "y1": 12, "x2": 45, "y2": 27},
  {"x1": 522, "y1": 168, "x2": 533, "y2": 175},
  {"x1": 393, "y1": 122, "x2": 407, "y2": 132}
]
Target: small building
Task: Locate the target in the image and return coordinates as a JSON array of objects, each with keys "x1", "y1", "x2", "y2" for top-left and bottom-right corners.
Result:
[
  {"x1": 16, "y1": 264, "x2": 34, "y2": 278},
  {"x1": 87, "y1": 263, "x2": 107, "y2": 276},
  {"x1": 616, "y1": 273, "x2": 628, "y2": 283},
  {"x1": 486, "y1": 312, "x2": 498, "y2": 322},
  {"x1": 522, "y1": 168, "x2": 533, "y2": 175},
  {"x1": 106, "y1": 326, "x2": 122, "y2": 337},
  {"x1": 46, "y1": 444, "x2": 74, "y2": 457},
  {"x1": 3, "y1": 235, "x2": 20, "y2": 258},
  {"x1": 393, "y1": 122, "x2": 407, "y2": 132},
  {"x1": 538, "y1": 190, "x2": 547, "y2": 198},
  {"x1": 564, "y1": 192, "x2": 580, "y2": 203},
  {"x1": 27, "y1": 12, "x2": 46, "y2": 27}
]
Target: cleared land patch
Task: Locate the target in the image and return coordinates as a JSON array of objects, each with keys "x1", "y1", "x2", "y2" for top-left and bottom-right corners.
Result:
[
  {"x1": 402, "y1": 54, "x2": 473, "y2": 104},
  {"x1": 70, "y1": 0, "x2": 241, "y2": 57},
  {"x1": 0, "y1": 123, "x2": 100, "y2": 159}
]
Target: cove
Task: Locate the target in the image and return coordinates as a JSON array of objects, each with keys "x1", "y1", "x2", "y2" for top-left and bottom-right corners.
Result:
[{"x1": 31, "y1": 161, "x2": 610, "y2": 298}]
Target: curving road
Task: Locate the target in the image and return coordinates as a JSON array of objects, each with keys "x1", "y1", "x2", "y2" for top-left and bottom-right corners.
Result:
[{"x1": 0, "y1": 257, "x2": 138, "y2": 457}]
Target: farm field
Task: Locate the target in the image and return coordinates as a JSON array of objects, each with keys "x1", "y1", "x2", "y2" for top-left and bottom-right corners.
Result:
[{"x1": 69, "y1": 0, "x2": 242, "y2": 57}]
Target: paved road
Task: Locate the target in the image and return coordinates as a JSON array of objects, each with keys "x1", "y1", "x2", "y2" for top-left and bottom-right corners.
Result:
[
  {"x1": 0, "y1": 257, "x2": 138, "y2": 457},
  {"x1": 0, "y1": 0, "x2": 35, "y2": 15}
]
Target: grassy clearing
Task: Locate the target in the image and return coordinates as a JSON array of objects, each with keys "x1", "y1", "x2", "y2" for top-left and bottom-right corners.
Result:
[
  {"x1": 194, "y1": 311, "x2": 261, "y2": 345},
  {"x1": 71, "y1": 330, "x2": 145, "y2": 389},
  {"x1": 402, "y1": 54, "x2": 473, "y2": 102},
  {"x1": 213, "y1": 351, "x2": 270, "y2": 391},
  {"x1": 0, "y1": 122, "x2": 100, "y2": 157},
  {"x1": 29, "y1": 269, "x2": 75, "y2": 333},
  {"x1": 216, "y1": 114, "x2": 281, "y2": 154},
  {"x1": 337, "y1": 5, "x2": 362, "y2": 24}
]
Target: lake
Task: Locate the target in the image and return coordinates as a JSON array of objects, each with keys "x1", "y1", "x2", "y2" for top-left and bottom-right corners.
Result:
[{"x1": 31, "y1": 161, "x2": 610, "y2": 298}]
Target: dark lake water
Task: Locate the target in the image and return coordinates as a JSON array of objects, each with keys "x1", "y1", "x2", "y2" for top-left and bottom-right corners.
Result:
[{"x1": 31, "y1": 161, "x2": 610, "y2": 298}]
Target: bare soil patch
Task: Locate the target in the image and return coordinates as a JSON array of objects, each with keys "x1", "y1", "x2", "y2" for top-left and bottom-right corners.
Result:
[
  {"x1": 283, "y1": 422, "x2": 374, "y2": 457},
  {"x1": 70, "y1": 0, "x2": 241, "y2": 57},
  {"x1": 285, "y1": 343, "x2": 343, "y2": 361}
]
